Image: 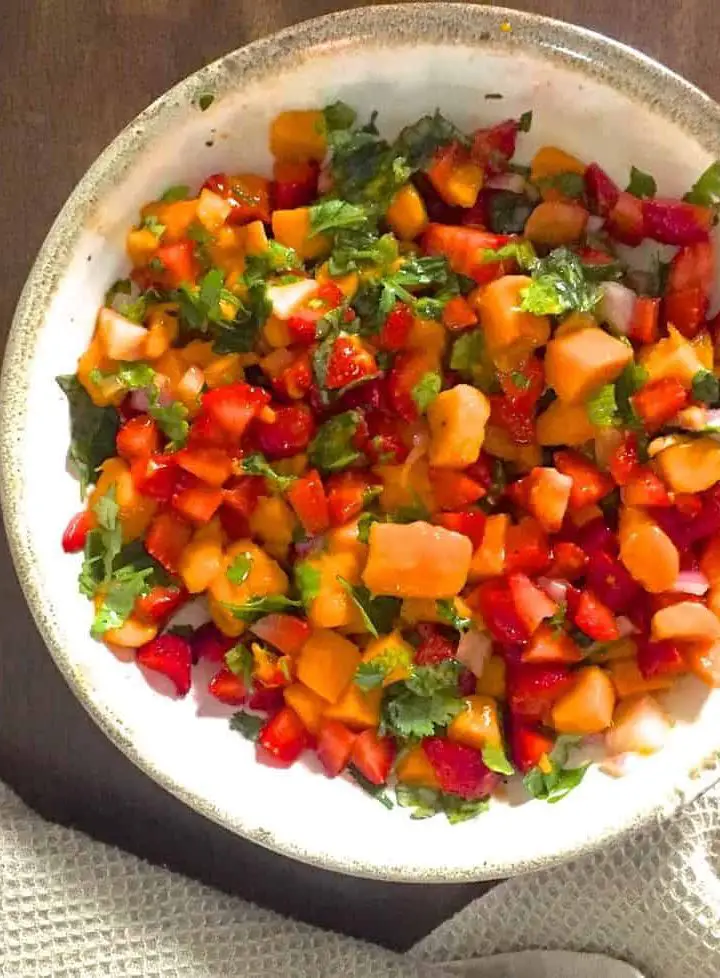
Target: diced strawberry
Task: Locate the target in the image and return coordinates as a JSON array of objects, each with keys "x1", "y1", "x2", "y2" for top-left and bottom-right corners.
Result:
[
  {"x1": 421, "y1": 223, "x2": 510, "y2": 282},
  {"x1": 522, "y1": 623, "x2": 582, "y2": 664},
  {"x1": 631, "y1": 377, "x2": 688, "y2": 430},
  {"x1": 606, "y1": 191, "x2": 644, "y2": 246},
  {"x1": 248, "y1": 684, "x2": 285, "y2": 714},
  {"x1": 317, "y1": 720, "x2": 357, "y2": 777},
  {"x1": 287, "y1": 316, "x2": 319, "y2": 345},
  {"x1": 326, "y1": 471, "x2": 379, "y2": 527},
  {"x1": 504, "y1": 518, "x2": 552, "y2": 576},
  {"x1": 434, "y1": 510, "x2": 487, "y2": 550},
  {"x1": 271, "y1": 159, "x2": 319, "y2": 210},
  {"x1": 287, "y1": 469, "x2": 330, "y2": 535},
  {"x1": 270, "y1": 349, "x2": 313, "y2": 401},
  {"x1": 250, "y1": 403, "x2": 315, "y2": 459},
  {"x1": 208, "y1": 666, "x2": 248, "y2": 705},
  {"x1": 470, "y1": 118, "x2": 519, "y2": 174},
  {"x1": 202, "y1": 383, "x2": 271, "y2": 439},
  {"x1": 429, "y1": 469, "x2": 485, "y2": 510},
  {"x1": 117, "y1": 415, "x2": 160, "y2": 460},
  {"x1": 423, "y1": 737, "x2": 500, "y2": 800},
  {"x1": 573, "y1": 517, "x2": 618, "y2": 557},
  {"x1": 506, "y1": 663, "x2": 573, "y2": 721},
  {"x1": 136, "y1": 634, "x2": 193, "y2": 696},
  {"x1": 222, "y1": 476, "x2": 264, "y2": 517},
  {"x1": 172, "y1": 484, "x2": 224, "y2": 524},
  {"x1": 584, "y1": 550, "x2": 641, "y2": 614},
  {"x1": 554, "y1": 450, "x2": 615, "y2": 510},
  {"x1": 584, "y1": 162, "x2": 621, "y2": 216},
  {"x1": 62, "y1": 509, "x2": 95, "y2": 553},
  {"x1": 174, "y1": 446, "x2": 233, "y2": 488},
  {"x1": 442, "y1": 295, "x2": 478, "y2": 331},
  {"x1": 324, "y1": 334, "x2": 378, "y2": 391},
  {"x1": 623, "y1": 467, "x2": 672, "y2": 507},
  {"x1": 250, "y1": 614, "x2": 311, "y2": 657},
  {"x1": 135, "y1": 585, "x2": 187, "y2": 624},
  {"x1": 131, "y1": 454, "x2": 180, "y2": 501},
  {"x1": 377, "y1": 303, "x2": 414, "y2": 351},
  {"x1": 642, "y1": 198, "x2": 712, "y2": 246},
  {"x1": 637, "y1": 638, "x2": 686, "y2": 679},
  {"x1": 187, "y1": 410, "x2": 232, "y2": 450},
  {"x1": 350, "y1": 730, "x2": 395, "y2": 785},
  {"x1": 548, "y1": 540, "x2": 588, "y2": 580},
  {"x1": 145, "y1": 511, "x2": 193, "y2": 574},
  {"x1": 190, "y1": 621, "x2": 237, "y2": 663},
  {"x1": 664, "y1": 288, "x2": 709, "y2": 339},
  {"x1": 414, "y1": 623, "x2": 457, "y2": 665},
  {"x1": 385, "y1": 351, "x2": 436, "y2": 423},
  {"x1": 508, "y1": 572, "x2": 558, "y2": 635},
  {"x1": 609, "y1": 432, "x2": 641, "y2": 486},
  {"x1": 155, "y1": 239, "x2": 198, "y2": 288},
  {"x1": 257, "y1": 707, "x2": 308, "y2": 766},
  {"x1": 469, "y1": 578, "x2": 530, "y2": 645},
  {"x1": 509, "y1": 722, "x2": 555, "y2": 773},
  {"x1": 364, "y1": 411, "x2": 409, "y2": 464},
  {"x1": 668, "y1": 240, "x2": 716, "y2": 294},
  {"x1": 218, "y1": 504, "x2": 249, "y2": 540},
  {"x1": 333, "y1": 377, "x2": 385, "y2": 414},
  {"x1": 628, "y1": 296, "x2": 661, "y2": 345},
  {"x1": 568, "y1": 588, "x2": 620, "y2": 641}
]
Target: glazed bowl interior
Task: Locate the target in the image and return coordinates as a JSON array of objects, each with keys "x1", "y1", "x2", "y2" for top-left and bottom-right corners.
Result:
[{"x1": 3, "y1": 4, "x2": 720, "y2": 881}]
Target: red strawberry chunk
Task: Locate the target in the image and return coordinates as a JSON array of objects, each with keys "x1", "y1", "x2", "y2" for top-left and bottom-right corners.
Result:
[
  {"x1": 250, "y1": 404, "x2": 315, "y2": 459},
  {"x1": 469, "y1": 578, "x2": 530, "y2": 645},
  {"x1": 423, "y1": 738, "x2": 500, "y2": 800},
  {"x1": 568, "y1": 588, "x2": 620, "y2": 642},
  {"x1": 642, "y1": 198, "x2": 712, "y2": 245},
  {"x1": 377, "y1": 303, "x2": 413, "y2": 351},
  {"x1": 509, "y1": 722, "x2": 555, "y2": 773},
  {"x1": 62, "y1": 510, "x2": 95, "y2": 553},
  {"x1": 507, "y1": 663, "x2": 573, "y2": 721},
  {"x1": 637, "y1": 638, "x2": 686, "y2": 679},
  {"x1": 317, "y1": 720, "x2": 357, "y2": 777},
  {"x1": 248, "y1": 684, "x2": 286, "y2": 714},
  {"x1": 434, "y1": 510, "x2": 487, "y2": 550},
  {"x1": 202, "y1": 383, "x2": 270, "y2": 439},
  {"x1": 136, "y1": 634, "x2": 193, "y2": 696},
  {"x1": 324, "y1": 334, "x2": 378, "y2": 390},
  {"x1": 257, "y1": 706, "x2": 308, "y2": 766},
  {"x1": 584, "y1": 163, "x2": 621, "y2": 216},
  {"x1": 584, "y1": 550, "x2": 642, "y2": 614},
  {"x1": 414, "y1": 624, "x2": 457, "y2": 665},
  {"x1": 350, "y1": 730, "x2": 395, "y2": 785},
  {"x1": 135, "y1": 585, "x2": 187, "y2": 624},
  {"x1": 208, "y1": 666, "x2": 248, "y2": 705},
  {"x1": 190, "y1": 621, "x2": 237, "y2": 663},
  {"x1": 507, "y1": 572, "x2": 558, "y2": 634}
]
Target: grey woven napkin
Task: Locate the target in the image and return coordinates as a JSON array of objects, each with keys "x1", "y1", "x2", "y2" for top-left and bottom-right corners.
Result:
[{"x1": 0, "y1": 778, "x2": 718, "y2": 978}]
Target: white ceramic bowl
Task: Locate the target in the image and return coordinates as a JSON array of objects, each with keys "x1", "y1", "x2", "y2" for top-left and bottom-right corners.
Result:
[{"x1": 3, "y1": 4, "x2": 720, "y2": 881}]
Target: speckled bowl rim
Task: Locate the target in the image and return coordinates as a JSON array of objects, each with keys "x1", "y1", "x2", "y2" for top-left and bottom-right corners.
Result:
[{"x1": 3, "y1": 3, "x2": 720, "y2": 883}]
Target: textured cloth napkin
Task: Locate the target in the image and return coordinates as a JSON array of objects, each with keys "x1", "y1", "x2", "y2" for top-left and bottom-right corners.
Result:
[{"x1": 0, "y1": 778, "x2": 718, "y2": 978}]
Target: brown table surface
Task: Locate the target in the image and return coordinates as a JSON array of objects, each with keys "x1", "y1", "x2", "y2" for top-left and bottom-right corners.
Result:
[{"x1": 1, "y1": 0, "x2": 718, "y2": 951}]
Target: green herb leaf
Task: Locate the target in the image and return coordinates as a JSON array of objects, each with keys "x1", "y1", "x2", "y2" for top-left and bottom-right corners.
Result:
[
  {"x1": 225, "y1": 644, "x2": 254, "y2": 685},
  {"x1": 239, "y1": 453, "x2": 297, "y2": 492},
  {"x1": 436, "y1": 599, "x2": 472, "y2": 633},
  {"x1": 57, "y1": 374, "x2": 120, "y2": 496},
  {"x1": 337, "y1": 576, "x2": 401, "y2": 638},
  {"x1": 230, "y1": 711, "x2": 264, "y2": 741},
  {"x1": 520, "y1": 247, "x2": 600, "y2": 317},
  {"x1": 546, "y1": 601, "x2": 568, "y2": 634},
  {"x1": 481, "y1": 742, "x2": 515, "y2": 776},
  {"x1": 356, "y1": 511, "x2": 380, "y2": 545},
  {"x1": 91, "y1": 565, "x2": 154, "y2": 636},
  {"x1": 323, "y1": 100, "x2": 357, "y2": 132},
  {"x1": 443, "y1": 794, "x2": 491, "y2": 824},
  {"x1": 225, "y1": 595, "x2": 302, "y2": 623},
  {"x1": 381, "y1": 662, "x2": 464, "y2": 740},
  {"x1": 692, "y1": 369, "x2": 720, "y2": 405},
  {"x1": 394, "y1": 110, "x2": 469, "y2": 169},
  {"x1": 142, "y1": 215, "x2": 166, "y2": 239},
  {"x1": 482, "y1": 239, "x2": 537, "y2": 271},
  {"x1": 518, "y1": 110, "x2": 533, "y2": 133},
  {"x1": 411, "y1": 371, "x2": 441, "y2": 414},
  {"x1": 227, "y1": 553, "x2": 253, "y2": 585},
  {"x1": 523, "y1": 734, "x2": 589, "y2": 803},
  {"x1": 148, "y1": 397, "x2": 189, "y2": 450},
  {"x1": 161, "y1": 184, "x2": 191, "y2": 202},
  {"x1": 167, "y1": 624, "x2": 195, "y2": 640},
  {"x1": 197, "y1": 92, "x2": 214, "y2": 111},
  {"x1": 91, "y1": 361, "x2": 156, "y2": 391},
  {"x1": 395, "y1": 784, "x2": 489, "y2": 823},
  {"x1": 626, "y1": 166, "x2": 657, "y2": 199},
  {"x1": 353, "y1": 660, "x2": 388, "y2": 691},
  {"x1": 684, "y1": 160, "x2": 720, "y2": 207},
  {"x1": 586, "y1": 383, "x2": 619, "y2": 427},
  {"x1": 346, "y1": 764, "x2": 394, "y2": 808},
  {"x1": 308, "y1": 411, "x2": 364, "y2": 472},
  {"x1": 535, "y1": 172, "x2": 586, "y2": 199},
  {"x1": 309, "y1": 199, "x2": 372, "y2": 237},
  {"x1": 295, "y1": 562, "x2": 322, "y2": 608},
  {"x1": 485, "y1": 191, "x2": 535, "y2": 235},
  {"x1": 104, "y1": 278, "x2": 132, "y2": 306}
]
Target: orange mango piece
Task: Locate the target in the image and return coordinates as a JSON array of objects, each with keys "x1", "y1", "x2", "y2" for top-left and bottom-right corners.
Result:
[
  {"x1": 608, "y1": 659, "x2": 676, "y2": 698},
  {"x1": 386, "y1": 183, "x2": 429, "y2": 240},
  {"x1": 469, "y1": 513, "x2": 509, "y2": 581},
  {"x1": 297, "y1": 629, "x2": 361, "y2": 703},
  {"x1": 427, "y1": 384, "x2": 491, "y2": 468},
  {"x1": 271, "y1": 207, "x2": 330, "y2": 261},
  {"x1": 474, "y1": 275, "x2": 551, "y2": 356},
  {"x1": 269, "y1": 109, "x2": 327, "y2": 162},
  {"x1": 651, "y1": 601, "x2": 720, "y2": 642},
  {"x1": 178, "y1": 520, "x2": 225, "y2": 594},
  {"x1": 530, "y1": 146, "x2": 586, "y2": 198},
  {"x1": 361, "y1": 631, "x2": 415, "y2": 685},
  {"x1": 323, "y1": 683, "x2": 382, "y2": 730},
  {"x1": 545, "y1": 327, "x2": 633, "y2": 404},
  {"x1": 618, "y1": 506, "x2": 680, "y2": 594},
  {"x1": 283, "y1": 683, "x2": 327, "y2": 735},
  {"x1": 448, "y1": 695, "x2": 502, "y2": 750},
  {"x1": 536, "y1": 400, "x2": 596, "y2": 446},
  {"x1": 476, "y1": 655, "x2": 506, "y2": 699},
  {"x1": 655, "y1": 437, "x2": 720, "y2": 493},
  {"x1": 523, "y1": 623, "x2": 582, "y2": 664},
  {"x1": 396, "y1": 746, "x2": 441, "y2": 789},
  {"x1": 683, "y1": 639, "x2": 720, "y2": 687},
  {"x1": 551, "y1": 666, "x2": 616, "y2": 734},
  {"x1": 524, "y1": 201, "x2": 588, "y2": 245},
  {"x1": 362, "y1": 521, "x2": 472, "y2": 598}
]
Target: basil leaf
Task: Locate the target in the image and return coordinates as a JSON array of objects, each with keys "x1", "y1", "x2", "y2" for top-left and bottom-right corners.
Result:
[
  {"x1": 57, "y1": 374, "x2": 120, "y2": 496},
  {"x1": 626, "y1": 166, "x2": 657, "y2": 199}
]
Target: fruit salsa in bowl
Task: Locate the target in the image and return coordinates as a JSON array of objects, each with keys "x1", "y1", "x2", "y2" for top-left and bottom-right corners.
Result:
[{"x1": 5, "y1": 5, "x2": 720, "y2": 880}]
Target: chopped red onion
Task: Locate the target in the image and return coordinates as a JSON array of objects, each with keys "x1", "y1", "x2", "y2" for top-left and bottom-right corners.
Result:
[
  {"x1": 599, "y1": 281, "x2": 637, "y2": 335},
  {"x1": 670, "y1": 570, "x2": 710, "y2": 596},
  {"x1": 456, "y1": 629, "x2": 492, "y2": 678}
]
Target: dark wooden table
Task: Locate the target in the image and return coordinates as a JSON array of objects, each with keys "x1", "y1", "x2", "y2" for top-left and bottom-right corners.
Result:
[{"x1": 0, "y1": 0, "x2": 717, "y2": 951}]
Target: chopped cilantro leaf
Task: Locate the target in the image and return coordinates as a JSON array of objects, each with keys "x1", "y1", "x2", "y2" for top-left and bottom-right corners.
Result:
[
  {"x1": 449, "y1": 330, "x2": 498, "y2": 393},
  {"x1": 354, "y1": 660, "x2": 388, "y2": 691},
  {"x1": 57, "y1": 374, "x2": 120, "y2": 496},
  {"x1": 523, "y1": 734, "x2": 589, "y2": 803},
  {"x1": 308, "y1": 411, "x2": 364, "y2": 472},
  {"x1": 240, "y1": 453, "x2": 296, "y2": 492},
  {"x1": 356, "y1": 511, "x2": 380, "y2": 545},
  {"x1": 227, "y1": 553, "x2": 253, "y2": 585},
  {"x1": 381, "y1": 662, "x2": 464, "y2": 740},
  {"x1": 586, "y1": 384, "x2": 619, "y2": 427},
  {"x1": 684, "y1": 161, "x2": 720, "y2": 207},
  {"x1": 394, "y1": 109, "x2": 469, "y2": 169},
  {"x1": 148, "y1": 397, "x2": 189, "y2": 450},
  {"x1": 91, "y1": 361, "x2": 156, "y2": 391},
  {"x1": 142, "y1": 215, "x2": 166, "y2": 239},
  {"x1": 535, "y1": 172, "x2": 585, "y2": 199},
  {"x1": 520, "y1": 248, "x2": 600, "y2": 316},
  {"x1": 308, "y1": 199, "x2": 372, "y2": 237},
  {"x1": 323, "y1": 100, "x2": 357, "y2": 132},
  {"x1": 104, "y1": 278, "x2": 132, "y2": 306},
  {"x1": 692, "y1": 369, "x2": 720, "y2": 405},
  {"x1": 518, "y1": 110, "x2": 533, "y2": 132},
  {"x1": 230, "y1": 711, "x2": 264, "y2": 741},
  {"x1": 337, "y1": 576, "x2": 402, "y2": 638},
  {"x1": 161, "y1": 184, "x2": 190, "y2": 202},
  {"x1": 295, "y1": 562, "x2": 321, "y2": 608},
  {"x1": 626, "y1": 166, "x2": 657, "y2": 199},
  {"x1": 395, "y1": 784, "x2": 489, "y2": 823},
  {"x1": 484, "y1": 191, "x2": 534, "y2": 235},
  {"x1": 197, "y1": 92, "x2": 214, "y2": 111},
  {"x1": 225, "y1": 595, "x2": 302, "y2": 623},
  {"x1": 546, "y1": 601, "x2": 568, "y2": 633},
  {"x1": 91, "y1": 565, "x2": 154, "y2": 637},
  {"x1": 436, "y1": 599, "x2": 472, "y2": 633},
  {"x1": 482, "y1": 240, "x2": 536, "y2": 270},
  {"x1": 225, "y1": 645, "x2": 254, "y2": 685},
  {"x1": 411, "y1": 371, "x2": 441, "y2": 414},
  {"x1": 347, "y1": 764, "x2": 394, "y2": 808}
]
